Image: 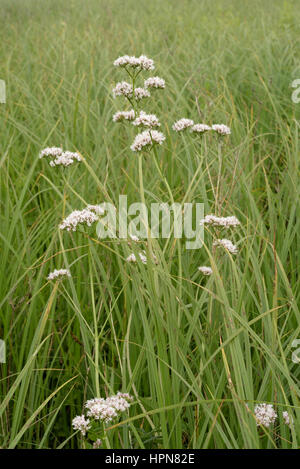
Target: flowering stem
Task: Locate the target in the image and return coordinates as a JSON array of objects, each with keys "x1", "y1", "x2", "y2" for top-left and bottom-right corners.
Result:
[
  {"x1": 138, "y1": 153, "x2": 149, "y2": 240},
  {"x1": 215, "y1": 140, "x2": 223, "y2": 215},
  {"x1": 88, "y1": 243, "x2": 100, "y2": 398},
  {"x1": 151, "y1": 144, "x2": 183, "y2": 304},
  {"x1": 151, "y1": 144, "x2": 174, "y2": 204}
]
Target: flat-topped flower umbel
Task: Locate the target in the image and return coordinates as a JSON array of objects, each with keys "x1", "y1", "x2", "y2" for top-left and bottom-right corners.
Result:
[
  {"x1": 59, "y1": 205, "x2": 104, "y2": 231},
  {"x1": 133, "y1": 111, "x2": 160, "y2": 128},
  {"x1": 113, "y1": 110, "x2": 135, "y2": 122},
  {"x1": 114, "y1": 55, "x2": 154, "y2": 71},
  {"x1": 191, "y1": 124, "x2": 211, "y2": 133},
  {"x1": 254, "y1": 403, "x2": 277, "y2": 427},
  {"x1": 47, "y1": 269, "x2": 71, "y2": 281},
  {"x1": 39, "y1": 147, "x2": 81, "y2": 167},
  {"x1": 213, "y1": 238, "x2": 238, "y2": 254},
  {"x1": 200, "y1": 215, "x2": 240, "y2": 228},
  {"x1": 130, "y1": 130, "x2": 165, "y2": 152},
  {"x1": 212, "y1": 124, "x2": 231, "y2": 135},
  {"x1": 198, "y1": 266, "x2": 213, "y2": 276},
  {"x1": 72, "y1": 392, "x2": 133, "y2": 438},
  {"x1": 144, "y1": 76, "x2": 165, "y2": 89},
  {"x1": 172, "y1": 118, "x2": 194, "y2": 132}
]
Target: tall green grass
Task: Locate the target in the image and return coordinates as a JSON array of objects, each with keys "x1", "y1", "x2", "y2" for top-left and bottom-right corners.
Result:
[{"x1": 0, "y1": 0, "x2": 299, "y2": 449}]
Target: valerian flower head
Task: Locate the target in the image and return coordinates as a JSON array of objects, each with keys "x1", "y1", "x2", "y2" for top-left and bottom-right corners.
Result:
[
  {"x1": 84, "y1": 393, "x2": 133, "y2": 424},
  {"x1": 112, "y1": 81, "x2": 133, "y2": 99},
  {"x1": 39, "y1": 147, "x2": 81, "y2": 167},
  {"x1": 198, "y1": 266, "x2": 213, "y2": 276},
  {"x1": 130, "y1": 130, "x2": 165, "y2": 152},
  {"x1": 49, "y1": 151, "x2": 81, "y2": 167},
  {"x1": 59, "y1": 207, "x2": 100, "y2": 231},
  {"x1": 39, "y1": 147, "x2": 63, "y2": 159},
  {"x1": 282, "y1": 411, "x2": 293, "y2": 428},
  {"x1": 138, "y1": 55, "x2": 155, "y2": 71},
  {"x1": 126, "y1": 250, "x2": 157, "y2": 265},
  {"x1": 191, "y1": 124, "x2": 211, "y2": 133},
  {"x1": 114, "y1": 55, "x2": 154, "y2": 71},
  {"x1": 213, "y1": 238, "x2": 238, "y2": 254},
  {"x1": 93, "y1": 439, "x2": 102, "y2": 449},
  {"x1": 144, "y1": 76, "x2": 165, "y2": 89},
  {"x1": 134, "y1": 87, "x2": 151, "y2": 101},
  {"x1": 254, "y1": 404, "x2": 277, "y2": 428},
  {"x1": 126, "y1": 252, "x2": 147, "y2": 264},
  {"x1": 172, "y1": 118, "x2": 194, "y2": 132},
  {"x1": 113, "y1": 110, "x2": 135, "y2": 122},
  {"x1": 47, "y1": 269, "x2": 71, "y2": 281},
  {"x1": 129, "y1": 234, "x2": 140, "y2": 242},
  {"x1": 86, "y1": 205, "x2": 105, "y2": 216},
  {"x1": 72, "y1": 415, "x2": 91, "y2": 436},
  {"x1": 200, "y1": 215, "x2": 240, "y2": 228},
  {"x1": 133, "y1": 111, "x2": 160, "y2": 128},
  {"x1": 212, "y1": 124, "x2": 231, "y2": 135}
]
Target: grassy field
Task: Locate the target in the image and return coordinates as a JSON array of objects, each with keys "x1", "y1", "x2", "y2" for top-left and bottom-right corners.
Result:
[{"x1": 0, "y1": 0, "x2": 300, "y2": 449}]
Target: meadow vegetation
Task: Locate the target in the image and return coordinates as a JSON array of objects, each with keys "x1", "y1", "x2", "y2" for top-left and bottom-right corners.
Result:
[{"x1": 0, "y1": 0, "x2": 300, "y2": 449}]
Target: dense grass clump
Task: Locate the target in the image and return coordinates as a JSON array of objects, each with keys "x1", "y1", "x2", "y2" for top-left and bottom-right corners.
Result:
[{"x1": 0, "y1": 0, "x2": 299, "y2": 449}]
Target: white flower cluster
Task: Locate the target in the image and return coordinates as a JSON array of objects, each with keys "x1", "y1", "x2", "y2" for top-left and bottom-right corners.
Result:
[
  {"x1": 172, "y1": 121, "x2": 231, "y2": 136},
  {"x1": 198, "y1": 266, "x2": 213, "y2": 276},
  {"x1": 254, "y1": 403, "x2": 277, "y2": 428},
  {"x1": 113, "y1": 110, "x2": 135, "y2": 122},
  {"x1": 112, "y1": 55, "x2": 165, "y2": 153},
  {"x1": 130, "y1": 130, "x2": 165, "y2": 152},
  {"x1": 86, "y1": 204, "x2": 105, "y2": 216},
  {"x1": 85, "y1": 393, "x2": 133, "y2": 423},
  {"x1": 133, "y1": 111, "x2": 160, "y2": 128},
  {"x1": 49, "y1": 151, "x2": 81, "y2": 167},
  {"x1": 126, "y1": 250, "x2": 158, "y2": 265},
  {"x1": 114, "y1": 55, "x2": 155, "y2": 71},
  {"x1": 39, "y1": 147, "x2": 81, "y2": 167},
  {"x1": 93, "y1": 439, "x2": 102, "y2": 449},
  {"x1": 47, "y1": 268, "x2": 71, "y2": 281},
  {"x1": 126, "y1": 252, "x2": 147, "y2": 264},
  {"x1": 200, "y1": 215, "x2": 240, "y2": 228},
  {"x1": 134, "y1": 87, "x2": 151, "y2": 101},
  {"x1": 282, "y1": 411, "x2": 294, "y2": 428},
  {"x1": 129, "y1": 234, "x2": 140, "y2": 242},
  {"x1": 59, "y1": 206, "x2": 103, "y2": 231},
  {"x1": 212, "y1": 124, "x2": 231, "y2": 135},
  {"x1": 247, "y1": 403, "x2": 294, "y2": 430},
  {"x1": 39, "y1": 147, "x2": 63, "y2": 159},
  {"x1": 72, "y1": 415, "x2": 90, "y2": 436},
  {"x1": 172, "y1": 118, "x2": 194, "y2": 132},
  {"x1": 213, "y1": 238, "x2": 238, "y2": 254},
  {"x1": 72, "y1": 392, "x2": 133, "y2": 436},
  {"x1": 112, "y1": 81, "x2": 133, "y2": 99},
  {"x1": 112, "y1": 82, "x2": 150, "y2": 101},
  {"x1": 144, "y1": 76, "x2": 165, "y2": 89},
  {"x1": 191, "y1": 124, "x2": 211, "y2": 133}
]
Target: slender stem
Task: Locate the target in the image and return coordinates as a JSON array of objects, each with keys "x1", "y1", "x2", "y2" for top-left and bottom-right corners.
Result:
[
  {"x1": 215, "y1": 140, "x2": 222, "y2": 215},
  {"x1": 88, "y1": 243, "x2": 100, "y2": 397},
  {"x1": 151, "y1": 143, "x2": 182, "y2": 312},
  {"x1": 152, "y1": 143, "x2": 174, "y2": 204},
  {"x1": 138, "y1": 153, "x2": 148, "y2": 238}
]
